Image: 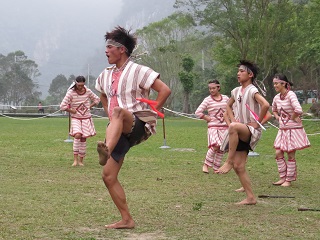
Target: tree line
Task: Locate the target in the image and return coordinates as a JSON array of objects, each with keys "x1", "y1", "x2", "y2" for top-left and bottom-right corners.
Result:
[{"x1": 1, "y1": 0, "x2": 319, "y2": 113}]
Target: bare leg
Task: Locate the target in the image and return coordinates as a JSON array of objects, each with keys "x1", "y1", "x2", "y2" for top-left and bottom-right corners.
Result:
[
  {"x1": 78, "y1": 156, "x2": 84, "y2": 166},
  {"x1": 233, "y1": 151, "x2": 256, "y2": 205},
  {"x1": 216, "y1": 123, "x2": 250, "y2": 174},
  {"x1": 102, "y1": 157, "x2": 135, "y2": 229},
  {"x1": 72, "y1": 154, "x2": 78, "y2": 166},
  {"x1": 97, "y1": 107, "x2": 134, "y2": 166}
]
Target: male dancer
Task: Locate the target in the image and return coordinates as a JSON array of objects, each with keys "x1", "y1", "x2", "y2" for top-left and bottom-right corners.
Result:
[
  {"x1": 95, "y1": 26, "x2": 171, "y2": 228},
  {"x1": 216, "y1": 60, "x2": 270, "y2": 205}
]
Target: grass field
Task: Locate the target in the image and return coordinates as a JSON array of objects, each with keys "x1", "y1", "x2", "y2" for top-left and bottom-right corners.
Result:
[{"x1": 0, "y1": 114, "x2": 319, "y2": 240}]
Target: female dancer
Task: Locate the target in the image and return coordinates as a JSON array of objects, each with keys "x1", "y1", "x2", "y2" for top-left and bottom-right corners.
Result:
[
  {"x1": 195, "y1": 80, "x2": 229, "y2": 173},
  {"x1": 272, "y1": 73, "x2": 310, "y2": 187},
  {"x1": 60, "y1": 76, "x2": 100, "y2": 166}
]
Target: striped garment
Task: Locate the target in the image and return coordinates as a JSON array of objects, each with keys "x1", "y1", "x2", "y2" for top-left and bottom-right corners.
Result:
[
  {"x1": 231, "y1": 84, "x2": 262, "y2": 150},
  {"x1": 272, "y1": 91, "x2": 310, "y2": 152},
  {"x1": 60, "y1": 86, "x2": 100, "y2": 138},
  {"x1": 195, "y1": 94, "x2": 229, "y2": 148},
  {"x1": 95, "y1": 61, "x2": 160, "y2": 134}
]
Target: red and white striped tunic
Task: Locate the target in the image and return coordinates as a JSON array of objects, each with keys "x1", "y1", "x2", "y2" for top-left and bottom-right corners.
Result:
[
  {"x1": 95, "y1": 61, "x2": 160, "y2": 134},
  {"x1": 60, "y1": 86, "x2": 100, "y2": 138},
  {"x1": 195, "y1": 95, "x2": 229, "y2": 148},
  {"x1": 231, "y1": 84, "x2": 262, "y2": 150},
  {"x1": 272, "y1": 91, "x2": 310, "y2": 152}
]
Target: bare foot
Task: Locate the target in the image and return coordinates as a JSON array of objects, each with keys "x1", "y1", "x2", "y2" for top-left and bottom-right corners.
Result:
[
  {"x1": 105, "y1": 219, "x2": 135, "y2": 229},
  {"x1": 235, "y1": 198, "x2": 257, "y2": 205},
  {"x1": 78, "y1": 162, "x2": 84, "y2": 166},
  {"x1": 272, "y1": 178, "x2": 285, "y2": 186},
  {"x1": 202, "y1": 164, "x2": 209, "y2": 174},
  {"x1": 281, "y1": 181, "x2": 291, "y2": 187},
  {"x1": 215, "y1": 162, "x2": 233, "y2": 174},
  {"x1": 72, "y1": 162, "x2": 78, "y2": 166},
  {"x1": 235, "y1": 187, "x2": 245, "y2": 192},
  {"x1": 97, "y1": 141, "x2": 109, "y2": 166}
]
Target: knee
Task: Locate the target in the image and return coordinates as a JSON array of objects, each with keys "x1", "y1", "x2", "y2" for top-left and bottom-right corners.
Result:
[
  {"x1": 275, "y1": 150, "x2": 284, "y2": 159},
  {"x1": 74, "y1": 133, "x2": 82, "y2": 139},
  {"x1": 111, "y1": 107, "x2": 124, "y2": 119},
  {"x1": 233, "y1": 163, "x2": 245, "y2": 175},
  {"x1": 102, "y1": 172, "x2": 116, "y2": 188},
  {"x1": 228, "y1": 122, "x2": 239, "y2": 134}
]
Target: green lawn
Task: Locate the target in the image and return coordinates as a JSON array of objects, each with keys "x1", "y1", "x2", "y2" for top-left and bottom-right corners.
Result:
[{"x1": 0, "y1": 115, "x2": 319, "y2": 240}]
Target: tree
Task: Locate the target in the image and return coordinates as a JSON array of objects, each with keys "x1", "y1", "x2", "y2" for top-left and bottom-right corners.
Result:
[
  {"x1": 48, "y1": 74, "x2": 69, "y2": 104},
  {"x1": 295, "y1": 0, "x2": 320, "y2": 102},
  {"x1": 0, "y1": 51, "x2": 40, "y2": 106},
  {"x1": 136, "y1": 12, "x2": 204, "y2": 110},
  {"x1": 178, "y1": 55, "x2": 195, "y2": 113},
  {"x1": 174, "y1": 0, "x2": 310, "y2": 101}
]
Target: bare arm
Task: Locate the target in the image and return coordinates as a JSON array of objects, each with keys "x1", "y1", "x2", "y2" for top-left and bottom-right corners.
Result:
[
  {"x1": 254, "y1": 93, "x2": 270, "y2": 123},
  {"x1": 225, "y1": 97, "x2": 236, "y2": 125},
  {"x1": 150, "y1": 78, "x2": 171, "y2": 110},
  {"x1": 100, "y1": 93, "x2": 109, "y2": 116}
]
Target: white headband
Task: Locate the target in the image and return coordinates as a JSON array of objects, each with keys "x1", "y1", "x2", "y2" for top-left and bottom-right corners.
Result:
[
  {"x1": 239, "y1": 65, "x2": 253, "y2": 75},
  {"x1": 106, "y1": 39, "x2": 128, "y2": 52}
]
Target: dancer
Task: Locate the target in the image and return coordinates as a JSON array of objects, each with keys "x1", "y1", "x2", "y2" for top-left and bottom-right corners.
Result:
[
  {"x1": 272, "y1": 73, "x2": 310, "y2": 187},
  {"x1": 60, "y1": 76, "x2": 100, "y2": 166},
  {"x1": 195, "y1": 80, "x2": 229, "y2": 173},
  {"x1": 216, "y1": 60, "x2": 270, "y2": 205},
  {"x1": 95, "y1": 26, "x2": 171, "y2": 229}
]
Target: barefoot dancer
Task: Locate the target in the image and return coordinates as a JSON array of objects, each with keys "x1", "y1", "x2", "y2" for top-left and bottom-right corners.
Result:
[
  {"x1": 272, "y1": 74, "x2": 310, "y2": 187},
  {"x1": 95, "y1": 26, "x2": 171, "y2": 229},
  {"x1": 60, "y1": 76, "x2": 100, "y2": 166},
  {"x1": 195, "y1": 80, "x2": 229, "y2": 173},
  {"x1": 216, "y1": 60, "x2": 270, "y2": 205}
]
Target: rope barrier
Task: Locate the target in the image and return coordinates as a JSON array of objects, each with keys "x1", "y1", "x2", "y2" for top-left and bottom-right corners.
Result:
[
  {"x1": 0, "y1": 110, "x2": 63, "y2": 121},
  {"x1": 0, "y1": 104, "x2": 319, "y2": 135},
  {"x1": 163, "y1": 108, "x2": 320, "y2": 136}
]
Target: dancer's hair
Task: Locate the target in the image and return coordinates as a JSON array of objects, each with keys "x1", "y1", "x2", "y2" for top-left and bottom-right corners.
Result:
[
  {"x1": 274, "y1": 73, "x2": 293, "y2": 89},
  {"x1": 237, "y1": 59, "x2": 259, "y2": 80},
  {"x1": 70, "y1": 75, "x2": 86, "y2": 90},
  {"x1": 105, "y1": 26, "x2": 137, "y2": 56},
  {"x1": 75, "y1": 76, "x2": 86, "y2": 83},
  {"x1": 208, "y1": 79, "x2": 221, "y2": 91}
]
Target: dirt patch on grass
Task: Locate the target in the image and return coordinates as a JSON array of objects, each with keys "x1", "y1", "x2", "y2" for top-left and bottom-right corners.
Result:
[
  {"x1": 170, "y1": 148, "x2": 196, "y2": 152},
  {"x1": 124, "y1": 231, "x2": 170, "y2": 240}
]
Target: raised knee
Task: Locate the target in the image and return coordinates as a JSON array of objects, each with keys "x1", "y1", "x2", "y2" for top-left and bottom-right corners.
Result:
[
  {"x1": 228, "y1": 122, "x2": 239, "y2": 133},
  {"x1": 111, "y1": 107, "x2": 124, "y2": 119}
]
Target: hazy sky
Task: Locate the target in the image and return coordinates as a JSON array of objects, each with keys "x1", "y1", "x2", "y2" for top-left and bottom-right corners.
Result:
[
  {"x1": 0, "y1": 0, "x2": 124, "y2": 94},
  {"x1": 0, "y1": 0, "x2": 175, "y2": 96},
  {"x1": 0, "y1": 0, "x2": 123, "y2": 60}
]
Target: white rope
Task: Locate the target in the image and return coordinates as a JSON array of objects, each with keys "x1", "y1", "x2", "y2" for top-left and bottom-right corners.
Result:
[
  {"x1": 162, "y1": 107, "x2": 201, "y2": 120},
  {"x1": 0, "y1": 110, "x2": 63, "y2": 121},
  {"x1": 162, "y1": 107, "x2": 320, "y2": 136}
]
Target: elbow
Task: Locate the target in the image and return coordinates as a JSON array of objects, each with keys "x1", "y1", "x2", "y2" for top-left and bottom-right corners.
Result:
[{"x1": 165, "y1": 87, "x2": 172, "y2": 97}]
